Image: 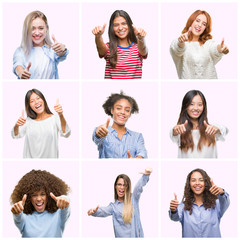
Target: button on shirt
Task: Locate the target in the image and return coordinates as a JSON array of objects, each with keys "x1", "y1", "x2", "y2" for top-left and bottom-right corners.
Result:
[
  {"x1": 169, "y1": 192, "x2": 230, "y2": 237},
  {"x1": 92, "y1": 174, "x2": 150, "y2": 237},
  {"x1": 92, "y1": 127, "x2": 147, "y2": 158}
]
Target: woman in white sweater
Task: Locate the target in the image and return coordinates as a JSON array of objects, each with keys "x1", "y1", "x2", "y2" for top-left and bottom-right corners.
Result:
[
  {"x1": 12, "y1": 89, "x2": 71, "y2": 158},
  {"x1": 170, "y1": 10, "x2": 229, "y2": 79},
  {"x1": 170, "y1": 90, "x2": 228, "y2": 158}
]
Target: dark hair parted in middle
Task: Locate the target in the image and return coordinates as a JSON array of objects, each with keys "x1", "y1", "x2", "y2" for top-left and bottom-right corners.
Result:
[
  {"x1": 177, "y1": 90, "x2": 215, "y2": 152},
  {"x1": 102, "y1": 91, "x2": 139, "y2": 117},
  {"x1": 183, "y1": 168, "x2": 217, "y2": 215},
  {"x1": 10, "y1": 170, "x2": 70, "y2": 214},
  {"x1": 108, "y1": 10, "x2": 137, "y2": 68},
  {"x1": 25, "y1": 89, "x2": 53, "y2": 119}
]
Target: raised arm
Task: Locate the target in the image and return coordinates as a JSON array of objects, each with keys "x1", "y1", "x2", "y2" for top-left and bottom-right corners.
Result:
[
  {"x1": 132, "y1": 25, "x2": 148, "y2": 57},
  {"x1": 92, "y1": 24, "x2": 108, "y2": 57},
  {"x1": 88, "y1": 204, "x2": 113, "y2": 218}
]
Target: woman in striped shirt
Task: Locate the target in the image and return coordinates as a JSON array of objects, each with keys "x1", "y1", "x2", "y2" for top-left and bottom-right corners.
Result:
[{"x1": 92, "y1": 10, "x2": 148, "y2": 79}]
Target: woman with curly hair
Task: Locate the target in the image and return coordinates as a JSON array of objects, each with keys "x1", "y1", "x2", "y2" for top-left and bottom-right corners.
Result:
[
  {"x1": 13, "y1": 10, "x2": 68, "y2": 79},
  {"x1": 170, "y1": 10, "x2": 229, "y2": 79},
  {"x1": 92, "y1": 91, "x2": 147, "y2": 158},
  {"x1": 10, "y1": 170, "x2": 71, "y2": 237},
  {"x1": 169, "y1": 168, "x2": 230, "y2": 237},
  {"x1": 11, "y1": 88, "x2": 71, "y2": 158},
  {"x1": 170, "y1": 90, "x2": 228, "y2": 158},
  {"x1": 88, "y1": 168, "x2": 152, "y2": 237},
  {"x1": 92, "y1": 10, "x2": 148, "y2": 79}
]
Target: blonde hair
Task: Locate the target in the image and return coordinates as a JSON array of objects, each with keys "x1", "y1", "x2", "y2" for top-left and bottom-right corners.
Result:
[
  {"x1": 114, "y1": 174, "x2": 133, "y2": 224},
  {"x1": 21, "y1": 10, "x2": 52, "y2": 56}
]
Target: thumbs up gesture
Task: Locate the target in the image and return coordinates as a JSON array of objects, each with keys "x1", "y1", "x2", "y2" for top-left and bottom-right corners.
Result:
[
  {"x1": 92, "y1": 23, "x2": 106, "y2": 36},
  {"x1": 218, "y1": 38, "x2": 229, "y2": 54},
  {"x1": 173, "y1": 120, "x2": 188, "y2": 136},
  {"x1": 11, "y1": 194, "x2": 27, "y2": 215},
  {"x1": 178, "y1": 27, "x2": 192, "y2": 43},
  {"x1": 203, "y1": 121, "x2": 219, "y2": 136},
  {"x1": 209, "y1": 179, "x2": 224, "y2": 196},
  {"x1": 20, "y1": 62, "x2": 31, "y2": 79},
  {"x1": 54, "y1": 98, "x2": 63, "y2": 116},
  {"x1": 170, "y1": 193, "x2": 179, "y2": 213},
  {"x1": 50, "y1": 192, "x2": 69, "y2": 209},
  {"x1": 15, "y1": 110, "x2": 26, "y2": 127},
  {"x1": 132, "y1": 25, "x2": 146, "y2": 40},
  {"x1": 51, "y1": 34, "x2": 66, "y2": 55},
  {"x1": 88, "y1": 205, "x2": 99, "y2": 216},
  {"x1": 96, "y1": 118, "x2": 110, "y2": 138},
  {"x1": 139, "y1": 168, "x2": 152, "y2": 175}
]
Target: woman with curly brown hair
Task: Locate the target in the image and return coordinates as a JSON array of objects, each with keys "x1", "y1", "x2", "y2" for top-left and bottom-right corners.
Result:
[
  {"x1": 92, "y1": 91, "x2": 147, "y2": 158},
  {"x1": 170, "y1": 90, "x2": 228, "y2": 158},
  {"x1": 10, "y1": 170, "x2": 70, "y2": 237},
  {"x1": 170, "y1": 10, "x2": 229, "y2": 79},
  {"x1": 169, "y1": 168, "x2": 230, "y2": 237}
]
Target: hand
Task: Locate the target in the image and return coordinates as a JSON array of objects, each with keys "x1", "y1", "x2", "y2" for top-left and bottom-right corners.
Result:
[
  {"x1": 15, "y1": 110, "x2": 26, "y2": 127},
  {"x1": 209, "y1": 179, "x2": 224, "y2": 196},
  {"x1": 54, "y1": 99, "x2": 63, "y2": 116},
  {"x1": 51, "y1": 34, "x2": 66, "y2": 54},
  {"x1": 178, "y1": 27, "x2": 191, "y2": 43},
  {"x1": 11, "y1": 194, "x2": 27, "y2": 215},
  {"x1": 20, "y1": 62, "x2": 31, "y2": 79},
  {"x1": 96, "y1": 118, "x2": 110, "y2": 138},
  {"x1": 92, "y1": 24, "x2": 106, "y2": 36},
  {"x1": 204, "y1": 121, "x2": 219, "y2": 136},
  {"x1": 132, "y1": 25, "x2": 146, "y2": 40},
  {"x1": 50, "y1": 192, "x2": 69, "y2": 209},
  {"x1": 139, "y1": 168, "x2": 152, "y2": 175},
  {"x1": 127, "y1": 150, "x2": 133, "y2": 158},
  {"x1": 88, "y1": 205, "x2": 99, "y2": 216},
  {"x1": 218, "y1": 38, "x2": 229, "y2": 54},
  {"x1": 170, "y1": 193, "x2": 179, "y2": 213},
  {"x1": 173, "y1": 120, "x2": 188, "y2": 136}
]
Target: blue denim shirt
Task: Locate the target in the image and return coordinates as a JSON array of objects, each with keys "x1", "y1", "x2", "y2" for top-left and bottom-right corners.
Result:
[
  {"x1": 92, "y1": 174, "x2": 150, "y2": 237},
  {"x1": 92, "y1": 126, "x2": 147, "y2": 158},
  {"x1": 13, "y1": 45, "x2": 68, "y2": 79},
  {"x1": 169, "y1": 192, "x2": 230, "y2": 237}
]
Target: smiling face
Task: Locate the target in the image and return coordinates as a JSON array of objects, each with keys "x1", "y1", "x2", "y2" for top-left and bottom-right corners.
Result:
[
  {"x1": 113, "y1": 16, "x2": 129, "y2": 40},
  {"x1": 190, "y1": 171, "x2": 205, "y2": 197},
  {"x1": 29, "y1": 92, "x2": 45, "y2": 115},
  {"x1": 191, "y1": 14, "x2": 207, "y2": 39},
  {"x1": 30, "y1": 190, "x2": 48, "y2": 213},
  {"x1": 31, "y1": 17, "x2": 47, "y2": 47},
  {"x1": 115, "y1": 178, "x2": 128, "y2": 201},
  {"x1": 111, "y1": 99, "x2": 131, "y2": 126},
  {"x1": 187, "y1": 94, "x2": 204, "y2": 120}
]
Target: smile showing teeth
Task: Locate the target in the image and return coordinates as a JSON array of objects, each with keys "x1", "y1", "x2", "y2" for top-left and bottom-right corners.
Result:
[
  {"x1": 35, "y1": 104, "x2": 42, "y2": 109},
  {"x1": 36, "y1": 202, "x2": 44, "y2": 206}
]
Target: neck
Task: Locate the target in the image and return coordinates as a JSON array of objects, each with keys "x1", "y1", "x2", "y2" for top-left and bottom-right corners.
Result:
[
  {"x1": 194, "y1": 194, "x2": 203, "y2": 206},
  {"x1": 36, "y1": 111, "x2": 49, "y2": 120},
  {"x1": 192, "y1": 35, "x2": 199, "y2": 42},
  {"x1": 118, "y1": 197, "x2": 124, "y2": 202},
  {"x1": 118, "y1": 38, "x2": 130, "y2": 47},
  {"x1": 191, "y1": 119, "x2": 199, "y2": 129},
  {"x1": 112, "y1": 122, "x2": 126, "y2": 133}
]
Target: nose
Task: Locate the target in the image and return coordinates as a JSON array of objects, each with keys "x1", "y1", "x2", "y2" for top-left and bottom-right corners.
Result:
[{"x1": 119, "y1": 24, "x2": 123, "y2": 30}]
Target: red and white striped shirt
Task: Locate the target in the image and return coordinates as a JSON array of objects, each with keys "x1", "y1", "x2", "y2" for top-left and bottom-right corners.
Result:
[{"x1": 103, "y1": 43, "x2": 147, "y2": 79}]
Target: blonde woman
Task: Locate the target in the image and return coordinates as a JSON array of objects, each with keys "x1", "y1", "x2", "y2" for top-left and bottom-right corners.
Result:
[
  {"x1": 13, "y1": 10, "x2": 68, "y2": 79},
  {"x1": 87, "y1": 168, "x2": 152, "y2": 238}
]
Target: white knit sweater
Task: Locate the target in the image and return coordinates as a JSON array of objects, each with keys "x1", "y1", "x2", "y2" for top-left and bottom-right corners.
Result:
[{"x1": 170, "y1": 39, "x2": 224, "y2": 79}]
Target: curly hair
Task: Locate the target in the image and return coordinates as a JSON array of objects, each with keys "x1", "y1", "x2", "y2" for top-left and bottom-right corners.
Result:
[
  {"x1": 102, "y1": 91, "x2": 139, "y2": 117},
  {"x1": 10, "y1": 170, "x2": 70, "y2": 214},
  {"x1": 183, "y1": 168, "x2": 217, "y2": 215}
]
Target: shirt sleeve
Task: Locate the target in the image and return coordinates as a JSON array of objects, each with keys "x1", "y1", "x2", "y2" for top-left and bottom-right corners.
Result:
[
  {"x1": 92, "y1": 203, "x2": 113, "y2": 217},
  {"x1": 54, "y1": 49, "x2": 69, "y2": 64},
  {"x1": 92, "y1": 128, "x2": 106, "y2": 146},
  {"x1": 170, "y1": 39, "x2": 186, "y2": 58},
  {"x1": 213, "y1": 124, "x2": 229, "y2": 141},
  {"x1": 13, "y1": 48, "x2": 25, "y2": 78},
  {"x1": 217, "y1": 191, "x2": 230, "y2": 218},
  {"x1": 132, "y1": 174, "x2": 150, "y2": 201},
  {"x1": 169, "y1": 128, "x2": 181, "y2": 147},
  {"x1": 13, "y1": 212, "x2": 26, "y2": 233},
  {"x1": 205, "y1": 40, "x2": 223, "y2": 65},
  {"x1": 56, "y1": 115, "x2": 71, "y2": 138},
  {"x1": 135, "y1": 133, "x2": 148, "y2": 158},
  {"x1": 11, "y1": 123, "x2": 27, "y2": 139},
  {"x1": 59, "y1": 195, "x2": 71, "y2": 230},
  {"x1": 169, "y1": 202, "x2": 184, "y2": 222}
]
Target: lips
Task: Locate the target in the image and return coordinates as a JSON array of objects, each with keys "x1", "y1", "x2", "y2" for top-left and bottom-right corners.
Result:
[{"x1": 35, "y1": 202, "x2": 45, "y2": 211}]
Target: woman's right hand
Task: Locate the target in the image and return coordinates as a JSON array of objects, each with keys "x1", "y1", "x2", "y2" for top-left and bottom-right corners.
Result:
[
  {"x1": 11, "y1": 194, "x2": 27, "y2": 215},
  {"x1": 15, "y1": 110, "x2": 26, "y2": 127},
  {"x1": 178, "y1": 27, "x2": 192, "y2": 45},
  {"x1": 92, "y1": 24, "x2": 106, "y2": 36},
  {"x1": 87, "y1": 205, "x2": 99, "y2": 216},
  {"x1": 96, "y1": 118, "x2": 110, "y2": 138},
  {"x1": 170, "y1": 193, "x2": 179, "y2": 213},
  {"x1": 173, "y1": 120, "x2": 188, "y2": 136},
  {"x1": 19, "y1": 62, "x2": 31, "y2": 79}
]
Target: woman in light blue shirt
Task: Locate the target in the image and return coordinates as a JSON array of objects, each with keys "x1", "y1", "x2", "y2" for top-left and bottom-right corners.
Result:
[
  {"x1": 92, "y1": 91, "x2": 147, "y2": 158},
  {"x1": 88, "y1": 168, "x2": 152, "y2": 238},
  {"x1": 13, "y1": 10, "x2": 68, "y2": 79},
  {"x1": 169, "y1": 168, "x2": 230, "y2": 238}
]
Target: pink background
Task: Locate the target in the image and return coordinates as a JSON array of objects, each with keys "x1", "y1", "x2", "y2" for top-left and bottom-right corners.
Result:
[
  {"x1": 161, "y1": 160, "x2": 238, "y2": 237},
  {"x1": 81, "y1": 81, "x2": 159, "y2": 158},
  {"x1": 161, "y1": 81, "x2": 238, "y2": 158},
  {"x1": 3, "y1": 81, "x2": 79, "y2": 158},
  {"x1": 82, "y1": 160, "x2": 159, "y2": 237},
  {"x1": 3, "y1": 3, "x2": 79, "y2": 79},
  {"x1": 3, "y1": 160, "x2": 80, "y2": 237},
  {"x1": 81, "y1": 3, "x2": 159, "y2": 79},
  {"x1": 161, "y1": 3, "x2": 237, "y2": 79}
]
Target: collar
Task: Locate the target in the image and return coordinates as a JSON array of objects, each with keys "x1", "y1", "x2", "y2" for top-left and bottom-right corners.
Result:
[
  {"x1": 118, "y1": 42, "x2": 133, "y2": 49},
  {"x1": 109, "y1": 126, "x2": 132, "y2": 136}
]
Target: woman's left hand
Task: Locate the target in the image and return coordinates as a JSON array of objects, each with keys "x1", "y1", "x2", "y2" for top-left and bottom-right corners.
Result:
[
  {"x1": 51, "y1": 34, "x2": 66, "y2": 55},
  {"x1": 204, "y1": 121, "x2": 220, "y2": 136},
  {"x1": 132, "y1": 25, "x2": 146, "y2": 40},
  {"x1": 54, "y1": 99, "x2": 63, "y2": 116},
  {"x1": 50, "y1": 192, "x2": 70, "y2": 209},
  {"x1": 209, "y1": 179, "x2": 224, "y2": 195},
  {"x1": 140, "y1": 168, "x2": 152, "y2": 175},
  {"x1": 218, "y1": 38, "x2": 229, "y2": 54}
]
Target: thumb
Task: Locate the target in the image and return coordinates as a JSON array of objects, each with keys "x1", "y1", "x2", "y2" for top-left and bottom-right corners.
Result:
[
  {"x1": 204, "y1": 120, "x2": 208, "y2": 127},
  {"x1": 56, "y1": 98, "x2": 59, "y2": 105},
  {"x1": 50, "y1": 192, "x2": 58, "y2": 202},
  {"x1": 210, "y1": 178, "x2": 214, "y2": 186},
  {"x1": 95, "y1": 205, "x2": 99, "y2": 212},
  {"x1": 26, "y1": 62, "x2": 31, "y2": 71},
  {"x1": 174, "y1": 193, "x2": 178, "y2": 201},
  {"x1": 183, "y1": 120, "x2": 188, "y2": 127},
  {"x1": 127, "y1": 150, "x2": 132, "y2": 158},
  {"x1": 21, "y1": 109, "x2": 25, "y2": 118},
  {"x1": 188, "y1": 27, "x2": 192, "y2": 35},
  {"x1": 221, "y1": 37, "x2": 224, "y2": 48},
  {"x1": 102, "y1": 23, "x2": 106, "y2": 32},
  {"x1": 105, "y1": 118, "x2": 110, "y2": 128},
  {"x1": 52, "y1": 34, "x2": 57, "y2": 43},
  {"x1": 132, "y1": 24, "x2": 138, "y2": 34},
  {"x1": 22, "y1": 194, "x2": 27, "y2": 206}
]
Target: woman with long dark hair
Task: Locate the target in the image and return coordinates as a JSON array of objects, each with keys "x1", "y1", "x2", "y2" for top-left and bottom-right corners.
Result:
[
  {"x1": 92, "y1": 10, "x2": 148, "y2": 79},
  {"x1": 88, "y1": 168, "x2": 152, "y2": 237},
  {"x1": 170, "y1": 10, "x2": 229, "y2": 79},
  {"x1": 169, "y1": 168, "x2": 230, "y2": 237},
  {"x1": 170, "y1": 90, "x2": 228, "y2": 158},
  {"x1": 11, "y1": 89, "x2": 71, "y2": 158}
]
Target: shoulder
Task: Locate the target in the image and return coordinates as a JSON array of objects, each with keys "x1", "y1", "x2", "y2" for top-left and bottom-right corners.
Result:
[
  {"x1": 14, "y1": 47, "x2": 24, "y2": 56},
  {"x1": 126, "y1": 128, "x2": 141, "y2": 136}
]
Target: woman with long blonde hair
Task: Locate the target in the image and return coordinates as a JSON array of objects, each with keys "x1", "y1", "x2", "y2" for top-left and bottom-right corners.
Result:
[{"x1": 87, "y1": 168, "x2": 152, "y2": 237}]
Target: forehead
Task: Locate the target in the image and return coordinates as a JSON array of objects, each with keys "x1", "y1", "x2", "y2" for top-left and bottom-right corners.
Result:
[
  {"x1": 116, "y1": 178, "x2": 125, "y2": 184},
  {"x1": 32, "y1": 17, "x2": 46, "y2": 26},
  {"x1": 191, "y1": 171, "x2": 203, "y2": 179},
  {"x1": 191, "y1": 94, "x2": 203, "y2": 103},
  {"x1": 113, "y1": 16, "x2": 127, "y2": 24},
  {"x1": 31, "y1": 189, "x2": 46, "y2": 195},
  {"x1": 30, "y1": 92, "x2": 40, "y2": 100},
  {"x1": 114, "y1": 98, "x2": 131, "y2": 108},
  {"x1": 195, "y1": 14, "x2": 207, "y2": 23}
]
